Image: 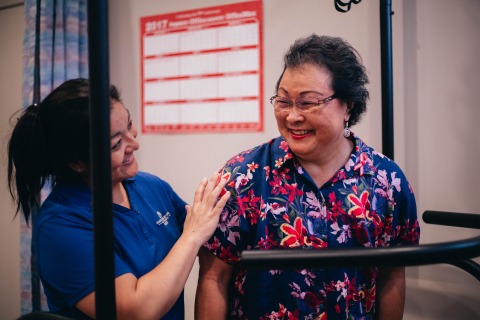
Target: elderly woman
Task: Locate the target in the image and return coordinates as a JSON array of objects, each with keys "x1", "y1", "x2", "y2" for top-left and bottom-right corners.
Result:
[
  {"x1": 196, "y1": 34, "x2": 419, "y2": 319},
  {"x1": 8, "y1": 78, "x2": 230, "y2": 319}
]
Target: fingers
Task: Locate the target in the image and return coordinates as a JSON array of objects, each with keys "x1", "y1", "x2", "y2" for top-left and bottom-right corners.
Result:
[
  {"x1": 193, "y1": 177, "x2": 208, "y2": 205},
  {"x1": 205, "y1": 172, "x2": 229, "y2": 206},
  {"x1": 196, "y1": 172, "x2": 229, "y2": 201},
  {"x1": 185, "y1": 204, "x2": 192, "y2": 215},
  {"x1": 214, "y1": 190, "x2": 231, "y2": 212}
]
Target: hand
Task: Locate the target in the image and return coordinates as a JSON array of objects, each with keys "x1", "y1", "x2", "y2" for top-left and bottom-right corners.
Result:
[{"x1": 183, "y1": 172, "x2": 230, "y2": 246}]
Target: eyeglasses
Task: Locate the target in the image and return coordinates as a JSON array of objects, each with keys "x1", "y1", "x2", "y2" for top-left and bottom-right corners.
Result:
[{"x1": 269, "y1": 94, "x2": 337, "y2": 113}]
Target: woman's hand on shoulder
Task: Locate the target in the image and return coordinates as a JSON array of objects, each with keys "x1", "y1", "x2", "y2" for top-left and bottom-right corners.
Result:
[{"x1": 183, "y1": 172, "x2": 230, "y2": 246}]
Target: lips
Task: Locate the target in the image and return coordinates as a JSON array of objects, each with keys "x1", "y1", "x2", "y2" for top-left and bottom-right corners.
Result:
[
  {"x1": 122, "y1": 154, "x2": 135, "y2": 165},
  {"x1": 290, "y1": 129, "x2": 313, "y2": 139}
]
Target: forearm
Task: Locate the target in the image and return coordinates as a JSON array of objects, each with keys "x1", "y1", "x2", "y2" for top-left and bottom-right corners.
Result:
[
  {"x1": 122, "y1": 234, "x2": 202, "y2": 319},
  {"x1": 195, "y1": 274, "x2": 229, "y2": 319},
  {"x1": 374, "y1": 267, "x2": 406, "y2": 320},
  {"x1": 195, "y1": 247, "x2": 232, "y2": 319},
  {"x1": 75, "y1": 234, "x2": 201, "y2": 320}
]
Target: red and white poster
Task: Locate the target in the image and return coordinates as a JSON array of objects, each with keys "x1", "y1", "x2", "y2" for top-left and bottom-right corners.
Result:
[{"x1": 140, "y1": 1, "x2": 263, "y2": 133}]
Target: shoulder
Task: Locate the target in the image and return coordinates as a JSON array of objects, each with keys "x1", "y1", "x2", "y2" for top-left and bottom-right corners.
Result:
[
  {"x1": 130, "y1": 171, "x2": 172, "y2": 189},
  {"x1": 223, "y1": 136, "x2": 287, "y2": 169},
  {"x1": 353, "y1": 135, "x2": 407, "y2": 177},
  {"x1": 37, "y1": 182, "x2": 92, "y2": 226},
  {"x1": 127, "y1": 171, "x2": 182, "y2": 201}
]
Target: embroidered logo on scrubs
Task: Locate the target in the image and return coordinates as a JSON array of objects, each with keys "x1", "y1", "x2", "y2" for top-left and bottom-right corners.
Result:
[{"x1": 156, "y1": 211, "x2": 171, "y2": 226}]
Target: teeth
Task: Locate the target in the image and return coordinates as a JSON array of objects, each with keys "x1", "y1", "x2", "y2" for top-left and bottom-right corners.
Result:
[
  {"x1": 292, "y1": 130, "x2": 311, "y2": 135},
  {"x1": 123, "y1": 154, "x2": 133, "y2": 164}
]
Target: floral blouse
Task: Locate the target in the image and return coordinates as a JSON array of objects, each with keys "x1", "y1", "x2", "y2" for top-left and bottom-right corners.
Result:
[{"x1": 204, "y1": 134, "x2": 420, "y2": 320}]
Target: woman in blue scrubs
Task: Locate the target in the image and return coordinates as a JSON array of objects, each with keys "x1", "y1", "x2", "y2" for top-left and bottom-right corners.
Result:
[{"x1": 7, "y1": 78, "x2": 230, "y2": 319}]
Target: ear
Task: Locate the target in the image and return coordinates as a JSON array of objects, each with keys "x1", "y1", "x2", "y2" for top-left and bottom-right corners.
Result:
[
  {"x1": 69, "y1": 161, "x2": 88, "y2": 174},
  {"x1": 344, "y1": 102, "x2": 353, "y2": 122}
]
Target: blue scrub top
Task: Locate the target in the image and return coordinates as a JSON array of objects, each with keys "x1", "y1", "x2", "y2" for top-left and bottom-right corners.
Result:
[{"x1": 34, "y1": 171, "x2": 187, "y2": 319}]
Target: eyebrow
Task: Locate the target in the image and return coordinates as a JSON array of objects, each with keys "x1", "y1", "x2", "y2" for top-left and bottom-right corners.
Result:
[
  {"x1": 110, "y1": 109, "x2": 131, "y2": 140},
  {"x1": 278, "y1": 88, "x2": 325, "y2": 97}
]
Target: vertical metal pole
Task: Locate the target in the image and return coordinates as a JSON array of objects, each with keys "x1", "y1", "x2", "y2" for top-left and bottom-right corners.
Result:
[
  {"x1": 31, "y1": 0, "x2": 42, "y2": 311},
  {"x1": 87, "y1": 0, "x2": 116, "y2": 319},
  {"x1": 380, "y1": 0, "x2": 394, "y2": 160}
]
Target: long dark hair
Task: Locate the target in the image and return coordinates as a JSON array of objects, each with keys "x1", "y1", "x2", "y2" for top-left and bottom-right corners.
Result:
[{"x1": 7, "y1": 78, "x2": 121, "y2": 222}]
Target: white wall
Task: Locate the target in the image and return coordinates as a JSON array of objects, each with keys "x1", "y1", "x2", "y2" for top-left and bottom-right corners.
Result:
[
  {"x1": 1, "y1": 0, "x2": 479, "y2": 319},
  {"x1": 402, "y1": 1, "x2": 480, "y2": 319}
]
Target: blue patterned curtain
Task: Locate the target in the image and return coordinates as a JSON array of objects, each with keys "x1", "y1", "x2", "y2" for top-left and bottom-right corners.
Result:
[{"x1": 21, "y1": 0, "x2": 88, "y2": 314}]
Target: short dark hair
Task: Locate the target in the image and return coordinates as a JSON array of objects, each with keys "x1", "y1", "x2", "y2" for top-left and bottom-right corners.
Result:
[
  {"x1": 7, "y1": 78, "x2": 122, "y2": 222},
  {"x1": 275, "y1": 34, "x2": 369, "y2": 126}
]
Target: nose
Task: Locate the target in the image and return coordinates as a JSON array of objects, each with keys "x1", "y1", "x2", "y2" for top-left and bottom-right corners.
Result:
[
  {"x1": 127, "y1": 122, "x2": 140, "y2": 150},
  {"x1": 285, "y1": 107, "x2": 305, "y2": 122}
]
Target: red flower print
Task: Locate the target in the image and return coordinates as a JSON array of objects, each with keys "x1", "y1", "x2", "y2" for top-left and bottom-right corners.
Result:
[
  {"x1": 275, "y1": 157, "x2": 284, "y2": 168},
  {"x1": 329, "y1": 192, "x2": 346, "y2": 218},
  {"x1": 242, "y1": 189, "x2": 261, "y2": 210},
  {"x1": 303, "y1": 291, "x2": 324, "y2": 309},
  {"x1": 280, "y1": 217, "x2": 307, "y2": 247},
  {"x1": 219, "y1": 244, "x2": 239, "y2": 262},
  {"x1": 280, "y1": 140, "x2": 289, "y2": 152},
  {"x1": 280, "y1": 217, "x2": 324, "y2": 248},
  {"x1": 247, "y1": 161, "x2": 259, "y2": 172},
  {"x1": 353, "y1": 152, "x2": 373, "y2": 176},
  {"x1": 347, "y1": 191, "x2": 372, "y2": 220},
  {"x1": 227, "y1": 154, "x2": 244, "y2": 165},
  {"x1": 269, "y1": 175, "x2": 287, "y2": 196},
  {"x1": 361, "y1": 284, "x2": 376, "y2": 312},
  {"x1": 263, "y1": 166, "x2": 270, "y2": 181},
  {"x1": 332, "y1": 169, "x2": 346, "y2": 183},
  {"x1": 277, "y1": 168, "x2": 291, "y2": 180},
  {"x1": 284, "y1": 152, "x2": 293, "y2": 162},
  {"x1": 284, "y1": 183, "x2": 304, "y2": 203}
]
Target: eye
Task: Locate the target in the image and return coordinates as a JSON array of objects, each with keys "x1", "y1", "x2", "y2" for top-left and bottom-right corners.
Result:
[
  {"x1": 127, "y1": 120, "x2": 133, "y2": 131},
  {"x1": 112, "y1": 139, "x2": 122, "y2": 151},
  {"x1": 275, "y1": 97, "x2": 291, "y2": 108},
  {"x1": 297, "y1": 99, "x2": 318, "y2": 109}
]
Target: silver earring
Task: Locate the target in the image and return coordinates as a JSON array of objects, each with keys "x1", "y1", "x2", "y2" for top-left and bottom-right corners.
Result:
[{"x1": 343, "y1": 121, "x2": 350, "y2": 138}]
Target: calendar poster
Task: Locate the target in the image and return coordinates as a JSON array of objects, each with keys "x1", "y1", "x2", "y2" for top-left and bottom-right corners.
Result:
[{"x1": 140, "y1": 1, "x2": 263, "y2": 133}]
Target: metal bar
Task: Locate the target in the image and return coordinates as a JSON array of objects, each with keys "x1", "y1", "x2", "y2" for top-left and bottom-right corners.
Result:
[
  {"x1": 380, "y1": 0, "x2": 394, "y2": 159},
  {"x1": 241, "y1": 236, "x2": 480, "y2": 270},
  {"x1": 31, "y1": 0, "x2": 42, "y2": 310},
  {"x1": 241, "y1": 211, "x2": 480, "y2": 271},
  {"x1": 449, "y1": 259, "x2": 480, "y2": 282},
  {"x1": 87, "y1": 0, "x2": 117, "y2": 318},
  {"x1": 423, "y1": 210, "x2": 480, "y2": 229}
]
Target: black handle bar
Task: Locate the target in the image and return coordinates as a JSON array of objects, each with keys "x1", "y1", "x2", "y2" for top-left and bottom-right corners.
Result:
[{"x1": 240, "y1": 211, "x2": 480, "y2": 270}]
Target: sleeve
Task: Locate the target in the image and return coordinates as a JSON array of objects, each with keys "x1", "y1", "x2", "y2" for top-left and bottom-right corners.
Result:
[
  {"x1": 388, "y1": 164, "x2": 420, "y2": 246},
  {"x1": 35, "y1": 210, "x2": 129, "y2": 309},
  {"x1": 203, "y1": 162, "x2": 245, "y2": 264},
  {"x1": 394, "y1": 172, "x2": 420, "y2": 245}
]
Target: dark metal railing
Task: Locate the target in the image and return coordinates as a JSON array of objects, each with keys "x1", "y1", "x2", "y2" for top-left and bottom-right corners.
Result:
[
  {"x1": 241, "y1": 211, "x2": 480, "y2": 281},
  {"x1": 87, "y1": 0, "x2": 117, "y2": 319}
]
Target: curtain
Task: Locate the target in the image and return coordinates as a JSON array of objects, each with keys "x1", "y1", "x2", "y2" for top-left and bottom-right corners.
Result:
[{"x1": 21, "y1": 0, "x2": 88, "y2": 313}]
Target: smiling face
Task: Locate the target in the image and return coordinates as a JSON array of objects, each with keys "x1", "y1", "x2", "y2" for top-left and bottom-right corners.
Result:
[
  {"x1": 274, "y1": 63, "x2": 350, "y2": 163},
  {"x1": 110, "y1": 100, "x2": 139, "y2": 185}
]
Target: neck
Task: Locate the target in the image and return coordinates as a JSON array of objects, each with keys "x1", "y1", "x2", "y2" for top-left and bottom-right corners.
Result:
[
  {"x1": 297, "y1": 136, "x2": 353, "y2": 187},
  {"x1": 112, "y1": 182, "x2": 131, "y2": 208}
]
